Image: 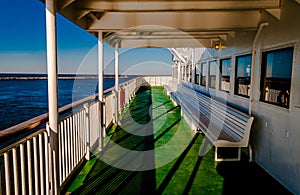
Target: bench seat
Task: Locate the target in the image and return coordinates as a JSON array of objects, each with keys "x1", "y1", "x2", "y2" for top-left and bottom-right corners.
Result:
[{"x1": 167, "y1": 83, "x2": 254, "y2": 161}]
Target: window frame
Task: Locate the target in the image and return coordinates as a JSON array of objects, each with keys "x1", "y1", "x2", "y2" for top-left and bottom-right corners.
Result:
[
  {"x1": 260, "y1": 46, "x2": 294, "y2": 109},
  {"x1": 219, "y1": 58, "x2": 231, "y2": 93},
  {"x1": 209, "y1": 60, "x2": 217, "y2": 89},
  {"x1": 200, "y1": 62, "x2": 207, "y2": 87},
  {"x1": 234, "y1": 54, "x2": 252, "y2": 98},
  {"x1": 195, "y1": 63, "x2": 200, "y2": 85}
]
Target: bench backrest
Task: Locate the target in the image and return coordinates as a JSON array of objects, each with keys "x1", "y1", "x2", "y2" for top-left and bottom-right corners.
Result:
[{"x1": 175, "y1": 83, "x2": 253, "y2": 145}]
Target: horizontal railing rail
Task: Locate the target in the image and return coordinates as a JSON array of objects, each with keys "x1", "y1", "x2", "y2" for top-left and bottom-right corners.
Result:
[
  {"x1": 0, "y1": 129, "x2": 49, "y2": 194},
  {"x1": 58, "y1": 107, "x2": 87, "y2": 186},
  {"x1": 0, "y1": 75, "x2": 172, "y2": 194},
  {"x1": 0, "y1": 86, "x2": 115, "y2": 143}
]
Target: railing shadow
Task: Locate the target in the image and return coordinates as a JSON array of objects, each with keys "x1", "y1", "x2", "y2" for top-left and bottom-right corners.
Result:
[
  {"x1": 68, "y1": 86, "x2": 157, "y2": 194},
  {"x1": 64, "y1": 86, "x2": 206, "y2": 194},
  {"x1": 156, "y1": 133, "x2": 201, "y2": 194}
]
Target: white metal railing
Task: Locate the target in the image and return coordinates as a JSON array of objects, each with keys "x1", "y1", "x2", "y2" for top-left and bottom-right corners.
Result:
[
  {"x1": 105, "y1": 93, "x2": 114, "y2": 129},
  {"x1": 142, "y1": 75, "x2": 172, "y2": 87},
  {"x1": 58, "y1": 108, "x2": 87, "y2": 186},
  {"x1": 0, "y1": 129, "x2": 49, "y2": 194},
  {"x1": 0, "y1": 75, "x2": 171, "y2": 194},
  {"x1": 88, "y1": 102, "x2": 101, "y2": 151}
]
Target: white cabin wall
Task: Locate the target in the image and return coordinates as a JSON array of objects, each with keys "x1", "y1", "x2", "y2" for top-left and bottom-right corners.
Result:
[
  {"x1": 250, "y1": 0, "x2": 300, "y2": 193},
  {"x1": 172, "y1": 0, "x2": 300, "y2": 193}
]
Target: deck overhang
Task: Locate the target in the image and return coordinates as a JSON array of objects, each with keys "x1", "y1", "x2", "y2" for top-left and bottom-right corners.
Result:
[{"x1": 42, "y1": 0, "x2": 282, "y2": 48}]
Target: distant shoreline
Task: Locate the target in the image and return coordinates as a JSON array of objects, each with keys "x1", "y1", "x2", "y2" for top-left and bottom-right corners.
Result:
[{"x1": 0, "y1": 74, "x2": 129, "y2": 80}]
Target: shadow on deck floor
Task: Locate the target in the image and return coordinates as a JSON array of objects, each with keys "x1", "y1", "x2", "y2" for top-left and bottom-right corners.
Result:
[{"x1": 63, "y1": 86, "x2": 292, "y2": 195}]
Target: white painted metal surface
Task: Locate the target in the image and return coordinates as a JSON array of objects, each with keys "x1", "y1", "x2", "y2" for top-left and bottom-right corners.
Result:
[
  {"x1": 0, "y1": 76, "x2": 167, "y2": 194},
  {"x1": 0, "y1": 130, "x2": 49, "y2": 195},
  {"x1": 114, "y1": 43, "x2": 119, "y2": 124},
  {"x1": 98, "y1": 32, "x2": 104, "y2": 103},
  {"x1": 98, "y1": 32, "x2": 105, "y2": 148},
  {"x1": 168, "y1": 1, "x2": 300, "y2": 192},
  {"x1": 191, "y1": 48, "x2": 195, "y2": 84},
  {"x1": 45, "y1": 0, "x2": 59, "y2": 194}
]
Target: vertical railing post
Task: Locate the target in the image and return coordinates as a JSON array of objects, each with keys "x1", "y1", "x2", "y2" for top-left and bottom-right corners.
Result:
[
  {"x1": 84, "y1": 103, "x2": 90, "y2": 160},
  {"x1": 98, "y1": 32, "x2": 105, "y2": 150},
  {"x1": 45, "y1": 0, "x2": 59, "y2": 194},
  {"x1": 177, "y1": 61, "x2": 181, "y2": 84},
  {"x1": 191, "y1": 48, "x2": 195, "y2": 84},
  {"x1": 4, "y1": 153, "x2": 10, "y2": 195}
]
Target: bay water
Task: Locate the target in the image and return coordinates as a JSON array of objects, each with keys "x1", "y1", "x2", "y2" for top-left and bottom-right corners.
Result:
[{"x1": 0, "y1": 76, "x2": 133, "y2": 130}]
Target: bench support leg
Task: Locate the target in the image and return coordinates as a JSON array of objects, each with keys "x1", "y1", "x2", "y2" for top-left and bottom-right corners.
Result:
[
  {"x1": 215, "y1": 147, "x2": 241, "y2": 161},
  {"x1": 249, "y1": 144, "x2": 253, "y2": 162}
]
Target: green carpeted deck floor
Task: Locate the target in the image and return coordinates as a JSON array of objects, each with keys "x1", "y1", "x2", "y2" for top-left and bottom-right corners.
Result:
[{"x1": 63, "y1": 86, "x2": 291, "y2": 195}]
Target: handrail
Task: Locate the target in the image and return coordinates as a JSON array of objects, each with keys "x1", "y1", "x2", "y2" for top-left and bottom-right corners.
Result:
[
  {"x1": 0, "y1": 129, "x2": 46, "y2": 154},
  {"x1": 0, "y1": 95, "x2": 96, "y2": 141},
  {"x1": 0, "y1": 77, "x2": 140, "y2": 141},
  {"x1": 0, "y1": 75, "x2": 171, "y2": 194}
]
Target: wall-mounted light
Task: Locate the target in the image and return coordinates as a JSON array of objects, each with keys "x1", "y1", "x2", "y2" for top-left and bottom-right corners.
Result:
[{"x1": 213, "y1": 40, "x2": 226, "y2": 50}]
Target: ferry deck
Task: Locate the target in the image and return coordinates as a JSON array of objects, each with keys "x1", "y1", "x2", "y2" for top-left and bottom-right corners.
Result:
[{"x1": 0, "y1": 0, "x2": 300, "y2": 194}]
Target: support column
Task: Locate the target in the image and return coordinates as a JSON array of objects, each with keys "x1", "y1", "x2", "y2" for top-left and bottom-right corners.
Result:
[
  {"x1": 45, "y1": 0, "x2": 59, "y2": 194},
  {"x1": 98, "y1": 32, "x2": 105, "y2": 149},
  {"x1": 189, "y1": 64, "x2": 192, "y2": 82},
  {"x1": 183, "y1": 65, "x2": 185, "y2": 81},
  {"x1": 114, "y1": 42, "x2": 119, "y2": 124},
  {"x1": 98, "y1": 32, "x2": 104, "y2": 103},
  {"x1": 177, "y1": 61, "x2": 181, "y2": 84},
  {"x1": 191, "y1": 48, "x2": 195, "y2": 84}
]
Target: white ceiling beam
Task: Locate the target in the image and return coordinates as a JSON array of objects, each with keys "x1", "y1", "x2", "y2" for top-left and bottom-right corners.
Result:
[
  {"x1": 115, "y1": 31, "x2": 230, "y2": 36},
  {"x1": 57, "y1": 0, "x2": 75, "y2": 10},
  {"x1": 87, "y1": 12, "x2": 99, "y2": 23},
  {"x1": 76, "y1": 10, "x2": 90, "y2": 21},
  {"x1": 89, "y1": 11, "x2": 261, "y2": 31},
  {"x1": 75, "y1": 0, "x2": 280, "y2": 12},
  {"x1": 265, "y1": 8, "x2": 281, "y2": 20},
  {"x1": 114, "y1": 35, "x2": 220, "y2": 40},
  {"x1": 108, "y1": 39, "x2": 212, "y2": 48}
]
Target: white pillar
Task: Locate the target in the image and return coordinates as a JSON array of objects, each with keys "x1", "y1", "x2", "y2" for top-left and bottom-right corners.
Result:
[
  {"x1": 98, "y1": 32, "x2": 104, "y2": 103},
  {"x1": 177, "y1": 61, "x2": 181, "y2": 84},
  {"x1": 189, "y1": 64, "x2": 192, "y2": 82},
  {"x1": 114, "y1": 42, "x2": 119, "y2": 124},
  {"x1": 191, "y1": 48, "x2": 195, "y2": 84},
  {"x1": 98, "y1": 32, "x2": 105, "y2": 148},
  {"x1": 183, "y1": 64, "x2": 187, "y2": 81},
  {"x1": 45, "y1": 0, "x2": 59, "y2": 194}
]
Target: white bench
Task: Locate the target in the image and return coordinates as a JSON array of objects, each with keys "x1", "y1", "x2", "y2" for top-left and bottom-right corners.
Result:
[{"x1": 169, "y1": 83, "x2": 254, "y2": 161}]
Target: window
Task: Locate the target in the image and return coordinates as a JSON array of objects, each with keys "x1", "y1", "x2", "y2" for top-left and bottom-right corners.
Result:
[
  {"x1": 209, "y1": 60, "x2": 217, "y2": 89},
  {"x1": 260, "y1": 47, "x2": 293, "y2": 108},
  {"x1": 195, "y1": 63, "x2": 199, "y2": 85},
  {"x1": 235, "y1": 54, "x2": 252, "y2": 97},
  {"x1": 185, "y1": 65, "x2": 189, "y2": 81},
  {"x1": 220, "y1": 58, "x2": 231, "y2": 92},
  {"x1": 200, "y1": 62, "x2": 207, "y2": 87},
  {"x1": 190, "y1": 64, "x2": 193, "y2": 82}
]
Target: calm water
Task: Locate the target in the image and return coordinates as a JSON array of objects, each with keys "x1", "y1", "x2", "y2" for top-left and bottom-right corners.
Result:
[{"x1": 0, "y1": 77, "x2": 133, "y2": 130}]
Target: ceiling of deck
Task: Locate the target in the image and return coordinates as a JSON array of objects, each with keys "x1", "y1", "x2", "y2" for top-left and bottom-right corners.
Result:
[{"x1": 51, "y1": 0, "x2": 282, "y2": 48}]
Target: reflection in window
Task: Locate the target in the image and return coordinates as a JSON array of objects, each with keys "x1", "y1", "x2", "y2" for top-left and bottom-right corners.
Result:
[
  {"x1": 200, "y1": 62, "x2": 207, "y2": 87},
  {"x1": 195, "y1": 63, "x2": 199, "y2": 85},
  {"x1": 235, "y1": 54, "x2": 252, "y2": 97},
  {"x1": 260, "y1": 47, "x2": 293, "y2": 108},
  {"x1": 185, "y1": 65, "x2": 188, "y2": 81},
  {"x1": 209, "y1": 60, "x2": 217, "y2": 89},
  {"x1": 220, "y1": 58, "x2": 231, "y2": 92}
]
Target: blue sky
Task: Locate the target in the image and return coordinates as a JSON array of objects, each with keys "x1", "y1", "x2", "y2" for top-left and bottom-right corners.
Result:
[{"x1": 0, "y1": 0, "x2": 173, "y2": 75}]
